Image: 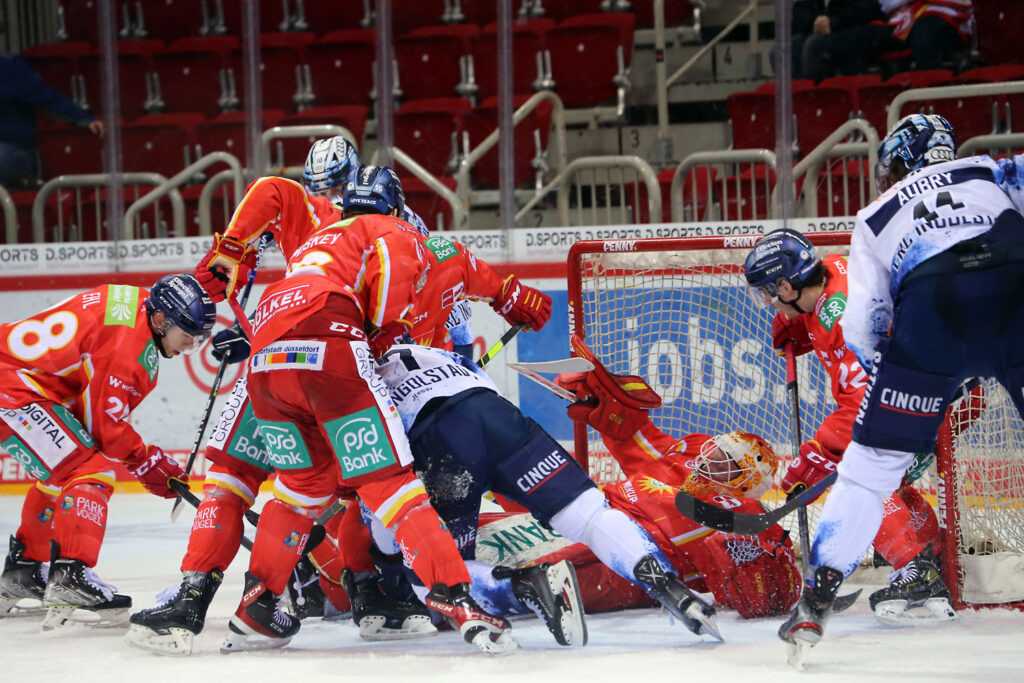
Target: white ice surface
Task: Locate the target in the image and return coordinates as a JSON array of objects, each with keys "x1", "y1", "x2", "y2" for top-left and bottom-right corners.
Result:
[{"x1": 3, "y1": 494, "x2": 1024, "y2": 682}]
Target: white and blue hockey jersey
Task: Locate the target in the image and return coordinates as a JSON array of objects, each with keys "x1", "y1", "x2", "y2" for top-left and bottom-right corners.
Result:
[
  {"x1": 375, "y1": 344, "x2": 498, "y2": 431},
  {"x1": 844, "y1": 154, "x2": 1024, "y2": 369}
]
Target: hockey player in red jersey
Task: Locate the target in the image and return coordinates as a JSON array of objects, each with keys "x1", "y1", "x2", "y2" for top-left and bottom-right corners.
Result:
[
  {"x1": 743, "y1": 228, "x2": 947, "y2": 623},
  {"x1": 207, "y1": 165, "x2": 518, "y2": 656},
  {"x1": 0, "y1": 274, "x2": 213, "y2": 627}
]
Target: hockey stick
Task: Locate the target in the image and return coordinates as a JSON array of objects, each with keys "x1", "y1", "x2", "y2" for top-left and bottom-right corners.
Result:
[
  {"x1": 507, "y1": 362, "x2": 581, "y2": 402},
  {"x1": 170, "y1": 237, "x2": 267, "y2": 522},
  {"x1": 476, "y1": 322, "x2": 526, "y2": 368},
  {"x1": 785, "y1": 344, "x2": 814, "y2": 580},
  {"x1": 506, "y1": 356, "x2": 595, "y2": 374},
  {"x1": 674, "y1": 470, "x2": 838, "y2": 535}
]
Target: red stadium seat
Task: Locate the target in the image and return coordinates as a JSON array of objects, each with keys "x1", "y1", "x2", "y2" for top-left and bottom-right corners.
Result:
[
  {"x1": 629, "y1": 0, "x2": 695, "y2": 28},
  {"x1": 306, "y1": 30, "x2": 375, "y2": 108},
  {"x1": 394, "y1": 98, "x2": 472, "y2": 177},
  {"x1": 460, "y1": 0, "x2": 497, "y2": 26},
  {"x1": 195, "y1": 110, "x2": 286, "y2": 161},
  {"x1": 57, "y1": 0, "x2": 101, "y2": 44},
  {"x1": 792, "y1": 86, "x2": 857, "y2": 154},
  {"x1": 814, "y1": 159, "x2": 870, "y2": 217},
  {"x1": 36, "y1": 124, "x2": 105, "y2": 178},
  {"x1": 395, "y1": 25, "x2": 479, "y2": 102},
  {"x1": 719, "y1": 165, "x2": 775, "y2": 221},
  {"x1": 726, "y1": 90, "x2": 775, "y2": 149},
  {"x1": 974, "y1": 0, "x2": 1023, "y2": 66},
  {"x1": 628, "y1": 166, "x2": 716, "y2": 223},
  {"x1": 219, "y1": 0, "x2": 290, "y2": 34},
  {"x1": 469, "y1": 20, "x2": 553, "y2": 101},
  {"x1": 463, "y1": 94, "x2": 552, "y2": 188},
  {"x1": 392, "y1": 0, "x2": 447, "y2": 36},
  {"x1": 79, "y1": 40, "x2": 163, "y2": 121},
  {"x1": 290, "y1": 1, "x2": 365, "y2": 35},
  {"x1": 547, "y1": 13, "x2": 635, "y2": 107},
  {"x1": 541, "y1": 0, "x2": 605, "y2": 23},
  {"x1": 402, "y1": 176, "x2": 457, "y2": 231},
  {"x1": 135, "y1": 0, "x2": 206, "y2": 42},
  {"x1": 181, "y1": 184, "x2": 235, "y2": 237},
  {"x1": 274, "y1": 105, "x2": 370, "y2": 168},
  {"x1": 121, "y1": 113, "x2": 204, "y2": 177},
  {"x1": 21, "y1": 42, "x2": 91, "y2": 100},
  {"x1": 153, "y1": 36, "x2": 239, "y2": 117},
  {"x1": 227, "y1": 33, "x2": 314, "y2": 114}
]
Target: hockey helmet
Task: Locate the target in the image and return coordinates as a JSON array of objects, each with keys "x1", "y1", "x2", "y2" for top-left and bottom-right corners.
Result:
[
  {"x1": 694, "y1": 432, "x2": 779, "y2": 499},
  {"x1": 303, "y1": 136, "x2": 360, "y2": 196},
  {"x1": 743, "y1": 228, "x2": 820, "y2": 305},
  {"x1": 342, "y1": 164, "x2": 406, "y2": 217},
  {"x1": 145, "y1": 273, "x2": 216, "y2": 355},
  {"x1": 875, "y1": 114, "x2": 957, "y2": 192}
]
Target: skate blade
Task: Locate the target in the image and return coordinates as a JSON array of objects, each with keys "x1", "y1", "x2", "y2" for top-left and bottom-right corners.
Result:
[
  {"x1": 873, "y1": 597, "x2": 957, "y2": 627},
  {"x1": 469, "y1": 627, "x2": 520, "y2": 656},
  {"x1": 684, "y1": 601, "x2": 723, "y2": 642},
  {"x1": 548, "y1": 560, "x2": 587, "y2": 647},
  {"x1": 41, "y1": 605, "x2": 130, "y2": 630},
  {"x1": 1, "y1": 596, "x2": 45, "y2": 618},
  {"x1": 124, "y1": 624, "x2": 195, "y2": 657},
  {"x1": 832, "y1": 589, "x2": 862, "y2": 614},
  {"x1": 358, "y1": 614, "x2": 437, "y2": 641},
  {"x1": 786, "y1": 640, "x2": 811, "y2": 671},
  {"x1": 220, "y1": 625, "x2": 292, "y2": 654}
]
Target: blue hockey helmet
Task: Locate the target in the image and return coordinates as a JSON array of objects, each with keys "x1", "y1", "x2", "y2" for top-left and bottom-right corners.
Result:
[
  {"x1": 342, "y1": 164, "x2": 406, "y2": 217},
  {"x1": 875, "y1": 114, "x2": 957, "y2": 192},
  {"x1": 303, "y1": 136, "x2": 360, "y2": 196},
  {"x1": 145, "y1": 273, "x2": 216, "y2": 355},
  {"x1": 743, "y1": 229, "x2": 820, "y2": 306}
]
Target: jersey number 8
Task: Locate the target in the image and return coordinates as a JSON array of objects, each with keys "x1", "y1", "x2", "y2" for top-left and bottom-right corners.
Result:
[{"x1": 7, "y1": 312, "x2": 79, "y2": 361}]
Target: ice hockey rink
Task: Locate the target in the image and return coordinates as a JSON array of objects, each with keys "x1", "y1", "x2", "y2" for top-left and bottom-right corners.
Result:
[{"x1": 2, "y1": 494, "x2": 1023, "y2": 682}]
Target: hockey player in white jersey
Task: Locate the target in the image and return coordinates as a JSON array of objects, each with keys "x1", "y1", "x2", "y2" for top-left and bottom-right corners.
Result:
[
  {"x1": 779, "y1": 113, "x2": 1024, "y2": 668},
  {"x1": 371, "y1": 344, "x2": 722, "y2": 646}
]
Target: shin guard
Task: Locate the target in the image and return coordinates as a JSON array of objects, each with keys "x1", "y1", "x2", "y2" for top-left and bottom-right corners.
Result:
[
  {"x1": 16, "y1": 485, "x2": 58, "y2": 562},
  {"x1": 53, "y1": 483, "x2": 110, "y2": 566},
  {"x1": 181, "y1": 489, "x2": 247, "y2": 574},
  {"x1": 392, "y1": 503, "x2": 470, "y2": 589},
  {"x1": 248, "y1": 499, "x2": 315, "y2": 596},
  {"x1": 899, "y1": 484, "x2": 942, "y2": 556}
]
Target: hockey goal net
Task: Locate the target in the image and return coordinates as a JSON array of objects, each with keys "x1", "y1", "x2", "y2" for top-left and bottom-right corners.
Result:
[{"x1": 567, "y1": 235, "x2": 1024, "y2": 610}]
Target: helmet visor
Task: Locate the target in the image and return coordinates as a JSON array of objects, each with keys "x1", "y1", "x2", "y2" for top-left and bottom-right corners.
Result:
[
  {"x1": 163, "y1": 321, "x2": 211, "y2": 356},
  {"x1": 745, "y1": 283, "x2": 777, "y2": 309}
]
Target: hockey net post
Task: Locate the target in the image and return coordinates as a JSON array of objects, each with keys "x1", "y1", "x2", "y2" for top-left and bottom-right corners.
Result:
[{"x1": 567, "y1": 235, "x2": 1024, "y2": 611}]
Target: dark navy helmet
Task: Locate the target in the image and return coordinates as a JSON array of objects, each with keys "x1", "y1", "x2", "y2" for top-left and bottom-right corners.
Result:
[
  {"x1": 145, "y1": 273, "x2": 216, "y2": 351},
  {"x1": 303, "y1": 136, "x2": 360, "y2": 195},
  {"x1": 743, "y1": 229, "x2": 820, "y2": 300},
  {"x1": 876, "y1": 114, "x2": 957, "y2": 192},
  {"x1": 342, "y1": 164, "x2": 405, "y2": 217}
]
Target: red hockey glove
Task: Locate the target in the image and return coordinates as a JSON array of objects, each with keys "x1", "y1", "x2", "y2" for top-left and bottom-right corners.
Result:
[
  {"x1": 492, "y1": 275, "x2": 552, "y2": 331},
  {"x1": 771, "y1": 311, "x2": 813, "y2": 357},
  {"x1": 368, "y1": 320, "x2": 412, "y2": 359},
  {"x1": 128, "y1": 445, "x2": 188, "y2": 499},
  {"x1": 781, "y1": 439, "x2": 841, "y2": 502},
  {"x1": 194, "y1": 233, "x2": 257, "y2": 303},
  {"x1": 701, "y1": 532, "x2": 801, "y2": 618}
]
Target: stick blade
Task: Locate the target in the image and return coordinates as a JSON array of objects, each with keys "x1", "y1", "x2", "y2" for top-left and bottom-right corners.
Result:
[
  {"x1": 170, "y1": 497, "x2": 185, "y2": 522},
  {"x1": 509, "y1": 357, "x2": 596, "y2": 374},
  {"x1": 507, "y1": 363, "x2": 580, "y2": 401}
]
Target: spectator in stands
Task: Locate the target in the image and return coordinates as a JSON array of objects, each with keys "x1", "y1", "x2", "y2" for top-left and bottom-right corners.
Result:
[
  {"x1": 880, "y1": 1, "x2": 974, "y2": 71},
  {"x1": 0, "y1": 52, "x2": 103, "y2": 188},
  {"x1": 791, "y1": 0, "x2": 897, "y2": 82}
]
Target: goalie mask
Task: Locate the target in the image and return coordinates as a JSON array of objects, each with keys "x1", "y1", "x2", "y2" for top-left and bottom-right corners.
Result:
[
  {"x1": 693, "y1": 432, "x2": 778, "y2": 499},
  {"x1": 304, "y1": 136, "x2": 360, "y2": 203},
  {"x1": 875, "y1": 114, "x2": 957, "y2": 192}
]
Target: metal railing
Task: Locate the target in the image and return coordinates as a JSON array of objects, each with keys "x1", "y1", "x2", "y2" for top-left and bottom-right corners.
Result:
[
  {"x1": 33, "y1": 173, "x2": 184, "y2": 243},
  {"x1": 887, "y1": 80, "x2": 1024, "y2": 132},
  {"x1": 0, "y1": 185, "x2": 16, "y2": 244},
  {"x1": 260, "y1": 124, "x2": 358, "y2": 178},
  {"x1": 791, "y1": 118, "x2": 879, "y2": 217},
  {"x1": 959, "y1": 133, "x2": 1024, "y2": 157},
  {"x1": 124, "y1": 151, "x2": 244, "y2": 239},
  {"x1": 384, "y1": 147, "x2": 467, "y2": 231},
  {"x1": 671, "y1": 148, "x2": 776, "y2": 222}
]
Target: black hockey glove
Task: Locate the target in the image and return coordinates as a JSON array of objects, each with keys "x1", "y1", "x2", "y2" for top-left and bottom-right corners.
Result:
[{"x1": 211, "y1": 323, "x2": 250, "y2": 364}]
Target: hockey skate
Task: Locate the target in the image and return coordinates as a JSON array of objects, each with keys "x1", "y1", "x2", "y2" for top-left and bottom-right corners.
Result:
[
  {"x1": 633, "y1": 554, "x2": 722, "y2": 641},
  {"x1": 221, "y1": 572, "x2": 300, "y2": 653},
  {"x1": 42, "y1": 559, "x2": 132, "y2": 629},
  {"x1": 778, "y1": 566, "x2": 844, "y2": 670},
  {"x1": 341, "y1": 570, "x2": 436, "y2": 641},
  {"x1": 425, "y1": 582, "x2": 519, "y2": 656},
  {"x1": 495, "y1": 560, "x2": 587, "y2": 647},
  {"x1": 868, "y1": 550, "x2": 956, "y2": 626},
  {"x1": 124, "y1": 569, "x2": 224, "y2": 657},
  {"x1": 0, "y1": 536, "x2": 47, "y2": 618},
  {"x1": 285, "y1": 557, "x2": 326, "y2": 621}
]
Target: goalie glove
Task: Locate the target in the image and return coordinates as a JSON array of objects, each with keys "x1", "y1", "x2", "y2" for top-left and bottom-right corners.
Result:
[
  {"x1": 771, "y1": 311, "x2": 813, "y2": 357},
  {"x1": 127, "y1": 445, "x2": 188, "y2": 499},
  {"x1": 194, "y1": 233, "x2": 258, "y2": 303},
  {"x1": 780, "y1": 439, "x2": 841, "y2": 502},
  {"x1": 492, "y1": 275, "x2": 552, "y2": 331},
  {"x1": 700, "y1": 531, "x2": 801, "y2": 619}
]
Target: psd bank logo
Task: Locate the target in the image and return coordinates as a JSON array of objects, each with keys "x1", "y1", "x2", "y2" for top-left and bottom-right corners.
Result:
[
  {"x1": 258, "y1": 422, "x2": 312, "y2": 470},
  {"x1": 326, "y1": 407, "x2": 398, "y2": 480}
]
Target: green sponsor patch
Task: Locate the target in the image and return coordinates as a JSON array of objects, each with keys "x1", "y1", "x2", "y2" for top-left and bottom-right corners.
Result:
[
  {"x1": 104, "y1": 285, "x2": 140, "y2": 327},
  {"x1": 51, "y1": 404, "x2": 94, "y2": 447},
  {"x1": 2, "y1": 435, "x2": 51, "y2": 481},
  {"x1": 325, "y1": 407, "x2": 398, "y2": 480},
  {"x1": 137, "y1": 340, "x2": 159, "y2": 382},
  {"x1": 424, "y1": 236, "x2": 458, "y2": 263},
  {"x1": 227, "y1": 404, "x2": 275, "y2": 472},
  {"x1": 817, "y1": 292, "x2": 847, "y2": 332},
  {"x1": 256, "y1": 419, "x2": 312, "y2": 470}
]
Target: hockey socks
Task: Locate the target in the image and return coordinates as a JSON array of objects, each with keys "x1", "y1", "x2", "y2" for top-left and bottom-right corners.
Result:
[
  {"x1": 53, "y1": 483, "x2": 110, "y2": 567},
  {"x1": 181, "y1": 489, "x2": 247, "y2": 574},
  {"x1": 16, "y1": 485, "x2": 58, "y2": 563},
  {"x1": 872, "y1": 493, "x2": 928, "y2": 570},
  {"x1": 392, "y1": 503, "x2": 471, "y2": 589},
  {"x1": 247, "y1": 498, "x2": 315, "y2": 596}
]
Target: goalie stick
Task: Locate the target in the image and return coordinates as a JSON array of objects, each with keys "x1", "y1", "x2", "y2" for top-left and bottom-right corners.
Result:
[
  {"x1": 506, "y1": 357, "x2": 595, "y2": 374},
  {"x1": 507, "y1": 362, "x2": 581, "y2": 402}
]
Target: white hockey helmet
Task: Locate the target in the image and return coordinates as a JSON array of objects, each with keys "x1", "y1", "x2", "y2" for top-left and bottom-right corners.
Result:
[
  {"x1": 693, "y1": 431, "x2": 779, "y2": 499},
  {"x1": 875, "y1": 114, "x2": 957, "y2": 192},
  {"x1": 303, "y1": 136, "x2": 360, "y2": 196}
]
